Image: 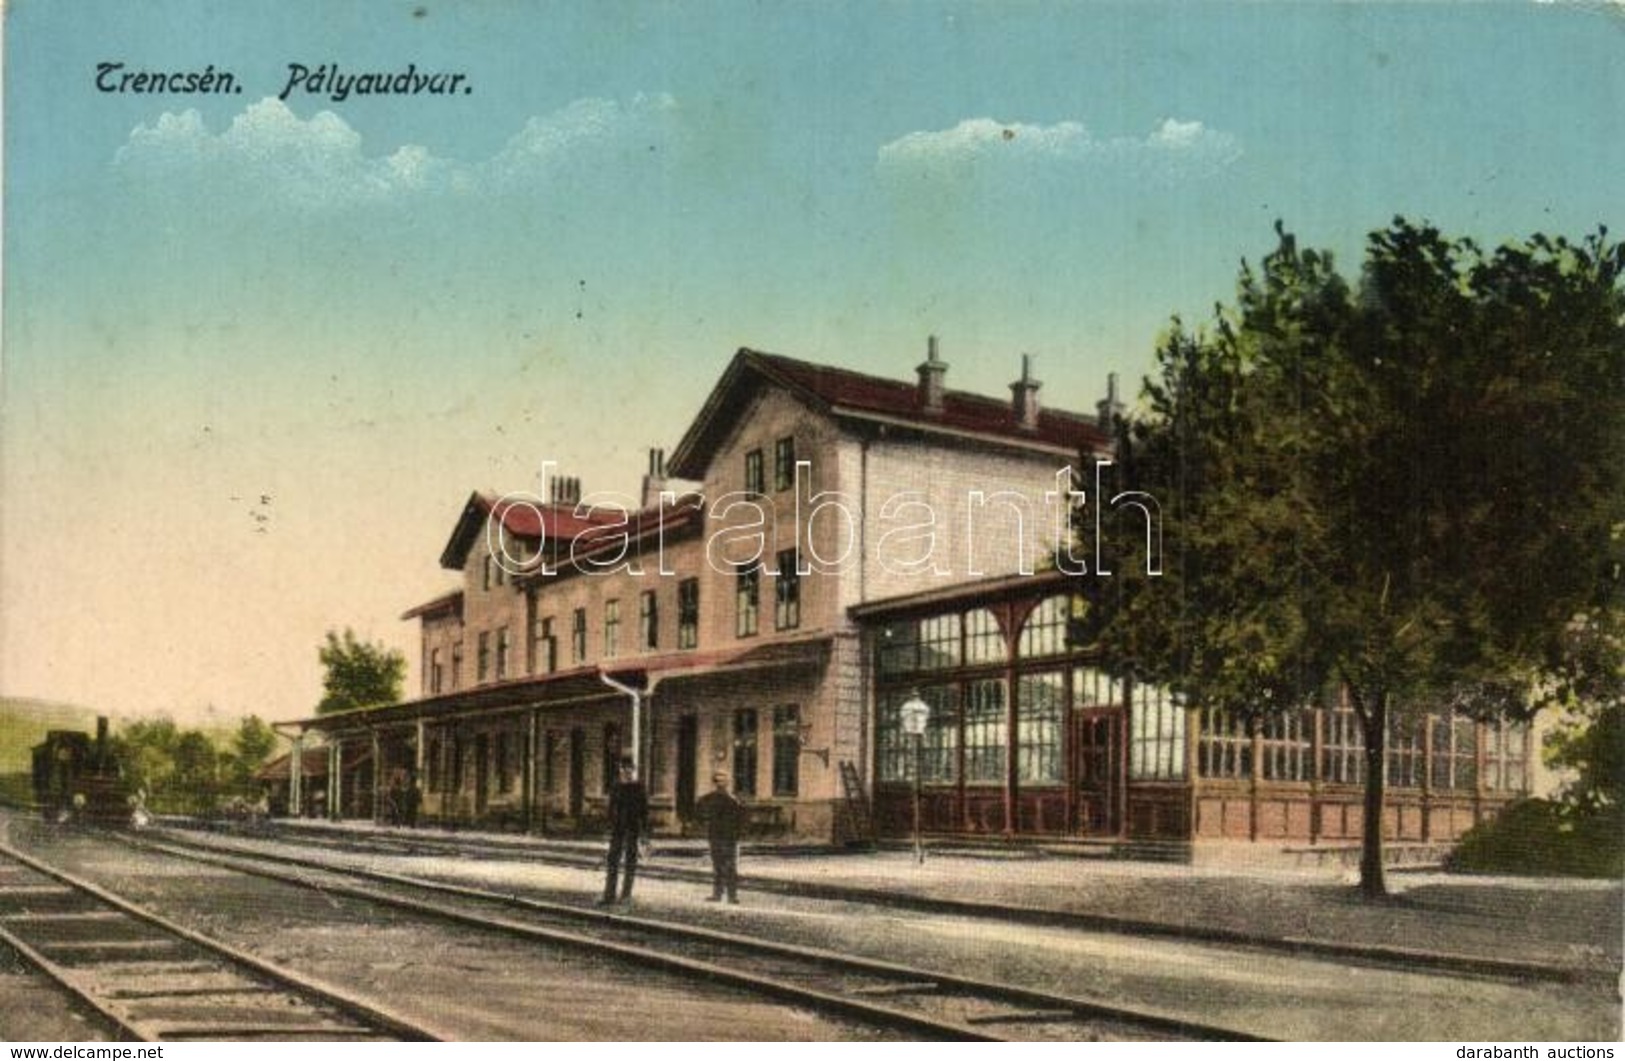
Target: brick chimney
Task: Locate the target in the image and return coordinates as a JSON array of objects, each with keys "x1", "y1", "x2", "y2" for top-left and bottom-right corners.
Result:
[
  {"x1": 1010, "y1": 353, "x2": 1042, "y2": 432},
  {"x1": 549, "y1": 476, "x2": 582, "y2": 506},
  {"x1": 640, "y1": 447, "x2": 668, "y2": 510},
  {"x1": 1096, "y1": 372, "x2": 1124, "y2": 430},
  {"x1": 916, "y1": 335, "x2": 947, "y2": 415}
]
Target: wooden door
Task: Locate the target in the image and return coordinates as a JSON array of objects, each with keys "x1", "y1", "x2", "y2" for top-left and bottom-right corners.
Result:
[
  {"x1": 676, "y1": 715, "x2": 698, "y2": 822},
  {"x1": 1073, "y1": 710, "x2": 1122, "y2": 836},
  {"x1": 568, "y1": 728, "x2": 586, "y2": 821}
]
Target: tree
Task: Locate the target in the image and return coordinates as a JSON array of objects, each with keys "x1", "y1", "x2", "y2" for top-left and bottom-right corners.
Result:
[
  {"x1": 223, "y1": 715, "x2": 278, "y2": 795},
  {"x1": 317, "y1": 628, "x2": 405, "y2": 715},
  {"x1": 112, "y1": 717, "x2": 180, "y2": 807},
  {"x1": 1093, "y1": 219, "x2": 1625, "y2": 897},
  {"x1": 171, "y1": 730, "x2": 219, "y2": 814}
]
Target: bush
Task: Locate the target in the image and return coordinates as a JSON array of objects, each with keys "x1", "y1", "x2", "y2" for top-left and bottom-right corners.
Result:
[{"x1": 1449, "y1": 798, "x2": 1624, "y2": 878}]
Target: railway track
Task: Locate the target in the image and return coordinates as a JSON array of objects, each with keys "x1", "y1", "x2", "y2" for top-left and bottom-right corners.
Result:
[
  {"x1": 0, "y1": 840, "x2": 441, "y2": 1042},
  {"x1": 165, "y1": 818, "x2": 1618, "y2": 988},
  {"x1": 111, "y1": 828, "x2": 1269, "y2": 1042}
]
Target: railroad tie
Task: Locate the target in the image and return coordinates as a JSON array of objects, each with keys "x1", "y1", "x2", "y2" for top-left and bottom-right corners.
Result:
[
  {"x1": 848, "y1": 982, "x2": 941, "y2": 997},
  {"x1": 962, "y1": 1009, "x2": 1078, "y2": 1025}
]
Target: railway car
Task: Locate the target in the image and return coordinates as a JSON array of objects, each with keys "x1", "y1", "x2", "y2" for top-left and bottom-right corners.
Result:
[{"x1": 31, "y1": 717, "x2": 134, "y2": 825}]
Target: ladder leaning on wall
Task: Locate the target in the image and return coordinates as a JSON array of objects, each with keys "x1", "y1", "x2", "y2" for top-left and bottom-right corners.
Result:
[{"x1": 838, "y1": 759, "x2": 875, "y2": 848}]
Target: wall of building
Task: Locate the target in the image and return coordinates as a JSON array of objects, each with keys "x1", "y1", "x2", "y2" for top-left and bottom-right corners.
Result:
[
  {"x1": 420, "y1": 611, "x2": 462, "y2": 696},
  {"x1": 843, "y1": 434, "x2": 1088, "y2": 612},
  {"x1": 457, "y1": 540, "x2": 529, "y2": 688}
]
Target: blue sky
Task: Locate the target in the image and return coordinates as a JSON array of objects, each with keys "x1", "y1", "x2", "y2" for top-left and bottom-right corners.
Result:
[{"x1": 3, "y1": 0, "x2": 1621, "y2": 725}]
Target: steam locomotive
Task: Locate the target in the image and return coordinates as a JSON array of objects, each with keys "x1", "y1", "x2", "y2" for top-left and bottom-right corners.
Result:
[{"x1": 30, "y1": 717, "x2": 136, "y2": 825}]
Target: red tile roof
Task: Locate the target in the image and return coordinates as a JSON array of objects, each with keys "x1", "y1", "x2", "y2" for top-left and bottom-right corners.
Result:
[
  {"x1": 669, "y1": 348, "x2": 1108, "y2": 479},
  {"x1": 439, "y1": 490, "x2": 623, "y2": 570},
  {"x1": 514, "y1": 493, "x2": 705, "y2": 586}
]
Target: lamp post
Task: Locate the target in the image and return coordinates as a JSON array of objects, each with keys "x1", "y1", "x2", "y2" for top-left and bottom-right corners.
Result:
[{"x1": 899, "y1": 692, "x2": 930, "y2": 865}]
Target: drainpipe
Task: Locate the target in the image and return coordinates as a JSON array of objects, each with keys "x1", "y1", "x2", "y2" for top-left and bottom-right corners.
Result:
[{"x1": 599, "y1": 673, "x2": 648, "y2": 778}]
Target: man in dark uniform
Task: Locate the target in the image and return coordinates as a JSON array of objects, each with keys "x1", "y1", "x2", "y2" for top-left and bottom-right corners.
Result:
[
  {"x1": 600, "y1": 756, "x2": 648, "y2": 906},
  {"x1": 694, "y1": 770, "x2": 747, "y2": 903}
]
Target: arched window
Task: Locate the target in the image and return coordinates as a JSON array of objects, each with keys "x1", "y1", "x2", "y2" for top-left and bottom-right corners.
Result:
[
  {"x1": 1016, "y1": 595, "x2": 1071, "y2": 659},
  {"x1": 964, "y1": 608, "x2": 1007, "y2": 665}
]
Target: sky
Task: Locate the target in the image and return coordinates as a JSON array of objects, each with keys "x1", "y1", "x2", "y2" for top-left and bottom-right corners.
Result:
[{"x1": 3, "y1": 0, "x2": 1622, "y2": 728}]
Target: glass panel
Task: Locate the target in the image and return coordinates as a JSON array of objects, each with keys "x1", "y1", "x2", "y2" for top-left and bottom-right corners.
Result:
[
  {"x1": 1130, "y1": 684, "x2": 1187, "y2": 780},
  {"x1": 964, "y1": 678, "x2": 1007, "y2": 784},
  {"x1": 1453, "y1": 716, "x2": 1478, "y2": 790},
  {"x1": 876, "y1": 613, "x2": 963, "y2": 678},
  {"x1": 1017, "y1": 596, "x2": 1072, "y2": 660},
  {"x1": 1261, "y1": 709, "x2": 1312, "y2": 782},
  {"x1": 732, "y1": 709, "x2": 758, "y2": 797},
  {"x1": 1073, "y1": 666, "x2": 1124, "y2": 710},
  {"x1": 965, "y1": 609, "x2": 1007, "y2": 666},
  {"x1": 876, "y1": 692, "x2": 906, "y2": 783},
  {"x1": 1321, "y1": 709, "x2": 1364, "y2": 784},
  {"x1": 1199, "y1": 707, "x2": 1251, "y2": 779},
  {"x1": 1017, "y1": 671, "x2": 1064, "y2": 783},
  {"x1": 1386, "y1": 711, "x2": 1426, "y2": 789},
  {"x1": 771, "y1": 705, "x2": 799, "y2": 797}
]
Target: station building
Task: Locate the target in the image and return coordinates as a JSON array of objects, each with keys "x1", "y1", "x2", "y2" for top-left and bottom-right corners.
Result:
[{"x1": 278, "y1": 344, "x2": 1529, "y2": 855}]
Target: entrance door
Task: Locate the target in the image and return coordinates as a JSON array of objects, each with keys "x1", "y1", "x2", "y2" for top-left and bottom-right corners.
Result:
[
  {"x1": 675, "y1": 715, "x2": 698, "y2": 822},
  {"x1": 568, "y1": 728, "x2": 586, "y2": 822},
  {"x1": 474, "y1": 734, "x2": 490, "y2": 815},
  {"x1": 1073, "y1": 710, "x2": 1122, "y2": 836}
]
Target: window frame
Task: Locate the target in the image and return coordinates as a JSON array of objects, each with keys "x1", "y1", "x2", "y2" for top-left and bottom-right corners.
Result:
[
  {"x1": 774, "y1": 549, "x2": 800, "y2": 631},
  {"x1": 677, "y1": 578, "x2": 699, "y2": 649},
  {"x1": 640, "y1": 590, "x2": 658, "y2": 651},
  {"x1": 736, "y1": 563, "x2": 760, "y2": 638},
  {"x1": 534, "y1": 615, "x2": 557, "y2": 675},
  {"x1": 773, "y1": 437, "x2": 796, "y2": 492},
  {"x1": 603, "y1": 599, "x2": 620, "y2": 660},
  {"x1": 744, "y1": 448, "x2": 765, "y2": 495},
  {"x1": 771, "y1": 704, "x2": 800, "y2": 797},
  {"x1": 571, "y1": 607, "x2": 587, "y2": 664},
  {"x1": 732, "y1": 708, "x2": 759, "y2": 797}
]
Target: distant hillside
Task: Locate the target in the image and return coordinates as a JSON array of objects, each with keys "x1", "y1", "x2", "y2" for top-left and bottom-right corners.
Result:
[{"x1": 0, "y1": 698, "x2": 102, "y2": 772}]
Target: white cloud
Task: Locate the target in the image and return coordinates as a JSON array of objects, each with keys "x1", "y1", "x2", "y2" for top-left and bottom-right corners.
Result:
[
  {"x1": 878, "y1": 115, "x2": 1241, "y2": 177},
  {"x1": 485, "y1": 92, "x2": 679, "y2": 189},
  {"x1": 878, "y1": 118, "x2": 1091, "y2": 164},
  {"x1": 115, "y1": 93, "x2": 681, "y2": 208}
]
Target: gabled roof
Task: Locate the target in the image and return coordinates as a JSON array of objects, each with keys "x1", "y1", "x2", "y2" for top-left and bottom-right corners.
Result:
[
  {"x1": 438, "y1": 490, "x2": 621, "y2": 571},
  {"x1": 668, "y1": 348, "x2": 1110, "y2": 479}
]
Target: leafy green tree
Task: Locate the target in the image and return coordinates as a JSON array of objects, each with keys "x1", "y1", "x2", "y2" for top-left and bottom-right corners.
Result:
[
  {"x1": 223, "y1": 715, "x2": 278, "y2": 796},
  {"x1": 171, "y1": 730, "x2": 219, "y2": 814},
  {"x1": 1093, "y1": 219, "x2": 1624, "y2": 897},
  {"x1": 111, "y1": 717, "x2": 181, "y2": 807},
  {"x1": 316, "y1": 628, "x2": 405, "y2": 715}
]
